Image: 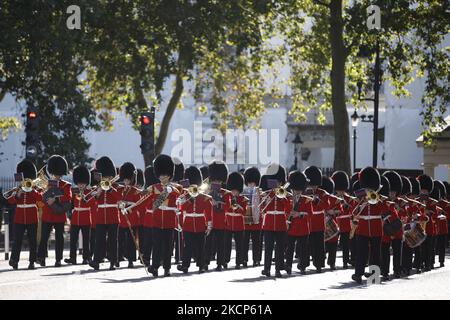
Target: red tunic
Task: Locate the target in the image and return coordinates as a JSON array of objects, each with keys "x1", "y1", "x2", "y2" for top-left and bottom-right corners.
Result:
[
  {"x1": 210, "y1": 189, "x2": 232, "y2": 230},
  {"x1": 150, "y1": 183, "x2": 181, "y2": 229},
  {"x1": 308, "y1": 188, "x2": 333, "y2": 233},
  {"x1": 261, "y1": 191, "x2": 291, "y2": 232},
  {"x1": 225, "y1": 195, "x2": 247, "y2": 232},
  {"x1": 287, "y1": 194, "x2": 313, "y2": 237},
  {"x1": 71, "y1": 189, "x2": 96, "y2": 226},
  {"x1": 336, "y1": 194, "x2": 357, "y2": 233},
  {"x1": 7, "y1": 189, "x2": 42, "y2": 224},
  {"x1": 118, "y1": 185, "x2": 141, "y2": 228},
  {"x1": 180, "y1": 192, "x2": 213, "y2": 233},
  {"x1": 95, "y1": 185, "x2": 121, "y2": 225},
  {"x1": 353, "y1": 200, "x2": 394, "y2": 238},
  {"x1": 381, "y1": 201, "x2": 400, "y2": 243},
  {"x1": 41, "y1": 180, "x2": 72, "y2": 223}
]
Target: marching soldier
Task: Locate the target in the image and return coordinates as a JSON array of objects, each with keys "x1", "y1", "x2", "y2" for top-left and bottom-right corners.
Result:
[
  {"x1": 177, "y1": 166, "x2": 213, "y2": 273},
  {"x1": 172, "y1": 159, "x2": 185, "y2": 264},
  {"x1": 435, "y1": 180, "x2": 448, "y2": 268},
  {"x1": 417, "y1": 175, "x2": 438, "y2": 272},
  {"x1": 6, "y1": 159, "x2": 42, "y2": 270},
  {"x1": 443, "y1": 181, "x2": 450, "y2": 248},
  {"x1": 117, "y1": 162, "x2": 141, "y2": 268},
  {"x1": 37, "y1": 155, "x2": 72, "y2": 267},
  {"x1": 285, "y1": 170, "x2": 312, "y2": 275},
  {"x1": 141, "y1": 166, "x2": 159, "y2": 266},
  {"x1": 65, "y1": 165, "x2": 94, "y2": 265},
  {"x1": 351, "y1": 167, "x2": 393, "y2": 284},
  {"x1": 243, "y1": 166, "x2": 262, "y2": 267},
  {"x1": 147, "y1": 154, "x2": 181, "y2": 277},
  {"x1": 261, "y1": 163, "x2": 290, "y2": 278},
  {"x1": 331, "y1": 171, "x2": 357, "y2": 269},
  {"x1": 321, "y1": 176, "x2": 340, "y2": 271},
  {"x1": 303, "y1": 166, "x2": 331, "y2": 273},
  {"x1": 89, "y1": 169, "x2": 99, "y2": 261},
  {"x1": 224, "y1": 172, "x2": 247, "y2": 269},
  {"x1": 135, "y1": 169, "x2": 146, "y2": 264},
  {"x1": 204, "y1": 160, "x2": 232, "y2": 271},
  {"x1": 89, "y1": 156, "x2": 121, "y2": 271},
  {"x1": 408, "y1": 176, "x2": 424, "y2": 273},
  {"x1": 379, "y1": 174, "x2": 394, "y2": 280}
]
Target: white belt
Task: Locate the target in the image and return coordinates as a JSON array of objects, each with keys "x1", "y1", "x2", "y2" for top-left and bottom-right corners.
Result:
[
  {"x1": 226, "y1": 212, "x2": 242, "y2": 217},
  {"x1": 98, "y1": 204, "x2": 118, "y2": 209},
  {"x1": 73, "y1": 207, "x2": 90, "y2": 212},
  {"x1": 312, "y1": 211, "x2": 324, "y2": 215},
  {"x1": 157, "y1": 206, "x2": 177, "y2": 211},
  {"x1": 359, "y1": 215, "x2": 382, "y2": 220},
  {"x1": 337, "y1": 214, "x2": 352, "y2": 219},
  {"x1": 17, "y1": 204, "x2": 37, "y2": 209},
  {"x1": 184, "y1": 213, "x2": 205, "y2": 218},
  {"x1": 145, "y1": 209, "x2": 153, "y2": 214},
  {"x1": 266, "y1": 210, "x2": 286, "y2": 215},
  {"x1": 291, "y1": 211, "x2": 308, "y2": 216}
]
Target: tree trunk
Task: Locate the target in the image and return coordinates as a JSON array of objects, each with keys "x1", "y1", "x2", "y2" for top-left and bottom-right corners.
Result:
[{"x1": 329, "y1": 0, "x2": 351, "y2": 174}]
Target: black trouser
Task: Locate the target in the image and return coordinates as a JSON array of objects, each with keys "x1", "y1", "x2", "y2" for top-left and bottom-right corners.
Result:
[
  {"x1": 69, "y1": 225, "x2": 90, "y2": 261},
  {"x1": 37, "y1": 222, "x2": 64, "y2": 261},
  {"x1": 142, "y1": 227, "x2": 153, "y2": 264},
  {"x1": 151, "y1": 228, "x2": 173, "y2": 270},
  {"x1": 90, "y1": 228, "x2": 96, "y2": 259},
  {"x1": 413, "y1": 245, "x2": 422, "y2": 269},
  {"x1": 325, "y1": 241, "x2": 337, "y2": 268},
  {"x1": 355, "y1": 235, "x2": 381, "y2": 277},
  {"x1": 243, "y1": 230, "x2": 262, "y2": 264},
  {"x1": 285, "y1": 235, "x2": 308, "y2": 271},
  {"x1": 436, "y1": 234, "x2": 446, "y2": 264},
  {"x1": 309, "y1": 231, "x2": 325, "y2": 269},
  {"x1": 118, "y1": 227, "x2": 137, "y2": 262},
  {"x1": 263, "y1": 231, "x2": 286, "y2": 272},
  {"x1": 205, "y1": 229, "x2": 225, "y2": 267},
  {"x1": 402, "y1": 243, "x2": 413, "y2": 272},
  {"x1": 447, "y1": 222, "x2": 450, "y2": 247},
  {"x1": 224, "y1": 230, "x2": 244, "y2": 265},
  {"x1": 182, "y1": 231, "x2": 205, "y2": 269},
  {"x1": 392, "y1": 239, "x2": 402, "y2": 274},
  {"x1": 340, "y1": 232, "x2": 350, "y2": 265},
  {"x1": 94, "y1": 224, "x2": 118, "y2": 264},
  {"x1": 11, "y1": 223, "x2": 37, "y2": 263},
  {"x1": 350, "y1": 236, "x2": 357, "y2": 264},
  {"x1": 138, "y1": 226, "x2": 145, "y2": 255},
  {"x1": 421, "y1": 235, "x2": 434, "y2": 269},
  {"x1": 381, "y1": 242, "x2": 391, "y2": 276},
  {"x1": 173, "y1": 230, "x2": 182, "y2": 262}
]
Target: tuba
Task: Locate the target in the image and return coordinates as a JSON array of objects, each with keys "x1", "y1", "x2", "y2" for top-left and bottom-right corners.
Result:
[{"x1": 34, "y1": 166, "x2": 49, "y2": 191}]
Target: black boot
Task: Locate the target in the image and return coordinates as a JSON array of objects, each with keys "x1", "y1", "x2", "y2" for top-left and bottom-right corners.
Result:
[
  {"x1": 128, "y1": 261, "x2": 134, "y2": 268},
  {"x1": 28, "y1": 262, "x2": 35, "y2": 270},
  {"x1": 9, "y1": 260, "x2": 18, "y2": 270},
  {"x1": 215, "y1": 265, "x2": 222, "y2": 271},
  {"x1": 82, "y1": 259, "x2": 88, "y2": 265},
  {"x1": 285, "y1": 267, "x2": 292, "y2": 275},
  {"x1": 242, "y1": 262, "x2": 247, "y2": 268},
  {"x1": 64, "y1": 258, "x2": 76, "y2": 265},
  {"x1": 164, "y1": 269, "x2": 171, "y2": 277},
  {"x1": 54, "y1": 260, "x2": 61, "y2": 267},
  {"x1": 235, "y1": 264, "x2": 241, "y2": 270},
  {"x1": 109, "y1": 263, "x2": 116, "y2": 270},
  {"x1": 36, "y1": 258, "x2": 46, "y2": 267},
  {"x1": 261, "y1": 269, "x2": 271, "y2": 277},
  {"x1": 89, "y1": 261, "x2": 99, "y2": 270},
  {"x1": 352, "y1": 274, "x2": 362, "y2": 284},
  {"x1": 177, "y1": 265, "x2": 188, "y2": 274},
  {"x1": 275, "y1": 270, "x2": 282, "y2": 278},
  {"x1": 147, "y1": 266, "x2": 158, "y2": 277}
]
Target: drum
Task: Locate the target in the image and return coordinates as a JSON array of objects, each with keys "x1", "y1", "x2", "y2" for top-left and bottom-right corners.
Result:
[
  {"x1": 243, "y1": 186, "x2": 260, "y2": 225},
  {"x1": 324, "y1": 217, "x2": 339, "y2": 241},
  {"x1": 403, "y1": 222, "x2": 427, "y2": 248}
]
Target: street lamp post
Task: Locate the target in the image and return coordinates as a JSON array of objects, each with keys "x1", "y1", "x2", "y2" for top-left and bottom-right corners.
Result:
[
  {"x1": 357, "y1": 41, "x2": 381, "y2": 168},
  {"x1": 292, "y1": 133, "x2": 303, "y2": 170},
  {"x1": 350, "y1": 110, "x2": 360, "y2": 173}
]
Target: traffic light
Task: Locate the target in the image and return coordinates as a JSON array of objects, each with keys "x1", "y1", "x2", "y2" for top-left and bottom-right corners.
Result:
[
  {"x1": 140, "y1": 108, "x2": 155, "y2": 159},
  {"x1": 25, "y1": 106, "x2": 39, "y2": 160}
]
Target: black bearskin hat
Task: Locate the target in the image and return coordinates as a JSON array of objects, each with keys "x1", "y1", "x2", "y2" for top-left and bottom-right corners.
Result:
[
  {"x1": 443, "y1": 181, "x2": 450, "y2": 199},
  {"x1": 265, "y1": 163, "x2": 286, "y2": 184},
  {"x1": 359, "y1": 166, "x2": 380, "y2": 191},
  {"x1": 153, "y1": 154, "x2": 174, "y2": 179},
  {"x1": 227, "y1": 172, "x2": 244, "y2": 193},
  {"x1": 144, "y1": 165, "x2": 159, "y2": 189},
  {"x1": 320, "y1": 176, "x2": 335, "y2": 194},
  {"x1": 429, "y1": 181, "x2": 441, "y2": 200},
  {"x1": 119, "y1": 162, "x2": 136, "y2": 183},
  {"x1": 136, "y1": 169, "x2": 145, "y2": 188},
  {"x1": 401, "y1": 176, "x2": 411, "y2": 196},
  {"x1": 208, "y1": 160, "x2": 228, "y2": 183},
  {"x1": 95, "y1": 156, "x2": 116, "y2": 178},
  {"x1": 409, "y1": 177, "x2": 420, "y2": 196},
  {"x1": 331, "y1": 171, "x2": 349, "y2": 191},
  {"x1": 417, "y1": 174, "x2": 433, "y2": 193},
  {"x1": 304, "y1": 166, "x2": 322, "y2": 186},
  {"x1": 200, "y1": 166, "x2": 209, "y2": 180},
  {"x1": 46, "y1": 155, "x2": 68, "y2": 176},
  {"x1": 383, "y1": 171, "x2": 403, "y2": 195},
  {"x1": 435, "y1": 180, "x2": 446, "y2": 200},
  {"x1": 288, "y1": 170, "x2": 308, "y2": 191},
  {"x1": 380, "y1": 176, "x2": 390, "y2": 197},
  {"x1": 244, "y1": 166, "x2": 261, "y2": 186},
  {"x1": 184, "y1": 166, "x2": 202, "y2": 186},
  {"x1": 173, "y1": 158, "x2": 184, "y2": 182},
  {"x1": 260, "y1": 175, "x2": 270, "y2": 192},
  {"x1": 73, "y1": 165, "x2": 90, "y2": 185},
  {"x1": 16, "y1": 159, "x2": 37, "y2": 180}
]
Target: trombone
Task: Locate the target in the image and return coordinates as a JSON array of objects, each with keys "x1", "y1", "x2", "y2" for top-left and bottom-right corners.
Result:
[
  {"x1": 2, "y1": 178, "x2": 38, "y2": 198},
  {"x1": 100, "y1": 175, "x2": 120, "y2": 191}
]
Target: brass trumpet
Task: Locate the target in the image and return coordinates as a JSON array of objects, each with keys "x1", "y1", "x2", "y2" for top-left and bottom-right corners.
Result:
[
  {"x1": 188, "y1": 185, "x2": 200, "y2": 198},
  {"x1": 2, "y1": 178, "x2": 36, "y2": 198},
  {"x1": 275, "y1": 183, "x2": 290, "y2": 198},
  {"x1": 100, "y1": 175, "x2": 120, "y2": 191},
  {"x1": 366, "y1": 190, "x2": 380, "y2": 204}
]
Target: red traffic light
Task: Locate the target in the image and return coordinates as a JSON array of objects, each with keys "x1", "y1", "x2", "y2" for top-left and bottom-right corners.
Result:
[
  {"x1": 141, "y1": 115, "x2": 151, "y2": 125},
  {"x1": 27, "y1": 111, "x2": 37, "y2": 119}
]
